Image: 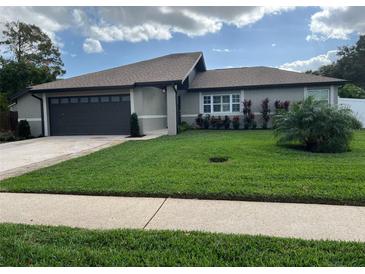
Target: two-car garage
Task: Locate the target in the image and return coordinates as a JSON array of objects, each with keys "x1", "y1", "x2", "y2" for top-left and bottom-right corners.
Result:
[{"x1": 49, "y1": 94, "x2": 131, "y2": 135}]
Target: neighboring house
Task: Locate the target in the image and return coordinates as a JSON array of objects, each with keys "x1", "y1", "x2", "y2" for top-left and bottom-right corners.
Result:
[{"x1": 10, "y1": 52, "x2": 346, "y2": 136}]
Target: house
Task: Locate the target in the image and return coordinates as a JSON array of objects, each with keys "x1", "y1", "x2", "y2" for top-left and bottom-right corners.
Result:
[{"x1": 10, "y1": 52, "x2": 346, "y2": 136}]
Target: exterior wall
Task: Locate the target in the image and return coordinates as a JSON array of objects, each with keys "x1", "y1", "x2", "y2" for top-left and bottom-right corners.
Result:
[
  {"x1": 133, "y1": 86, "x2": 167, "y2": 134},
  {"x1": 180, "y1": 91, "x2": 200, "y2": 117},
  {"x1": 10, "y1": 93, "x2": 43, "y2": 136},
  {"x1": 188, "y1": 68, "x2": 197, "y2": 86},
  {"x1": 245, "y1": 87, "x2": 305, "y2": 113},
  {"x1": 181, "y1": 85, "x2": 338, "y2": 128}
]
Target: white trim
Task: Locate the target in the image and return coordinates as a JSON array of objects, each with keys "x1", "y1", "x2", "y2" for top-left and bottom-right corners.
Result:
[
  {"x1": 182, "y1": 112, "x2": 267, "y2": 117},
  {"x1": 18, "y1": 118, "x2": 42, "y2": 122},
  {"x1": 42, "y1": 93, "x2": 49, "y2": 136},
  {"x1": 130, "y1": 88, "x2": 135, "y2": 114},
  {"x1": 305, "y1": 87, "x2": 330, "y2": 104},
  {"x1": 181, "y1": 114, "x2": 199, "y2": 118},
  {"x1": 201, "y1": 93, "x2": 241, "y2": 115},
  {"x1": 139, "y1": 115, "x2": 167, "y2": 119},
  {"x1": 338, "y1": 97, "x2": 365, "y2": 102}
]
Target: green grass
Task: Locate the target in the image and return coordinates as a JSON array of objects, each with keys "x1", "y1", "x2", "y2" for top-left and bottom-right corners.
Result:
[
  {"x1": 1, "y1": 130, "x2": 365, "y2": 205},
  {"x1": 0, "y1": 223, "x2": 364, "y2": 266}
]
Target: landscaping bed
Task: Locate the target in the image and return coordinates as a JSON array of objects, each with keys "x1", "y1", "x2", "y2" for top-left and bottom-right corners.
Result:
[
  {"x1": 1, "y1": 223, "x2": 364, "y2": 266},
  {"x1": 1, "y1": 130, "x2": 365, "y2": 205}
]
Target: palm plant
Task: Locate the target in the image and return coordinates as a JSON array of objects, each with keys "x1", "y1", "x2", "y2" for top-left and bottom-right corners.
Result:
[{"x1": 274, "y1": 97, "x2": 362, "y2": 153}]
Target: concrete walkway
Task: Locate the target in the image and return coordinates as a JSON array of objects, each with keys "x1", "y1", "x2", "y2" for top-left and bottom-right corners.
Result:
[{"x1": 1, "y1": 193, "x2": 364, "y2": 242}]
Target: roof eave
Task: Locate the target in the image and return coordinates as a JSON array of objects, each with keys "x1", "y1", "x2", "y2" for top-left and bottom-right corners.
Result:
[
  {"x1": 188, "y1": 80, "x2": 348, "y2": 92},
  {"x1": 30, "y1": 80, "x2": 183, "y2": 94},
  {"x1": 31, "y1": 84, "x2": 135, "y2": 94}
]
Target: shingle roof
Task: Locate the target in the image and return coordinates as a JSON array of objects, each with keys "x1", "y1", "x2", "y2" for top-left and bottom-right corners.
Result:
[
  {"x1": 190, "y1": 66, "x2": 346, "y2": 90},
  {"x1": 31, "y1": 52, "x2": 203, "y2": 91}
]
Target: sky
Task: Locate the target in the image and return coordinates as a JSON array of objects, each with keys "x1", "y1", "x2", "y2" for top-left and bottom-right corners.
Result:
[{"x1": 0, "y1": 6, "x2": 363, "y2": 78}]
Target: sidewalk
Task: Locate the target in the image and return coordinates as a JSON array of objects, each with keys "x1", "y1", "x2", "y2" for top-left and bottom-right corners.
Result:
[{"x1": 0, "y1": 192, "x2": 364, "y2": 242}]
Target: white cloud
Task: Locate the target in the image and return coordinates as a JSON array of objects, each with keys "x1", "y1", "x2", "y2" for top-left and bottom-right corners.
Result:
[
  {"x1": 85, "y1": 7, "x2": 294, "y2": 42},
  {"x1": 307, "y1": 7, "x2": 365, "y2": 41},
  {"x1": 279, "y1": 50, "x2": 338, "y2": 72},
  {"x1": 271, "y1": 43, "x2": 276, "y2": 47},
  {"x1": 89, "y1": 23, "x2": 172, "y2": 43},
  {"x1": 212, "y1": 48, "x2": 231, "y2": 53},
  {"x1": 0, "y1": 6, "x2": 294, "y2": 53},
  {"x1": 82, "y1": 38, "x2": 103, "y2": 54}
]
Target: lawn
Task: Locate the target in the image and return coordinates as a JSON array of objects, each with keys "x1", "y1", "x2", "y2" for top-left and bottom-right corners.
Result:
[
  {"x1": 0, "y1": 223, "x2": 364, "y2": 266},
  {"x1": 1, "y1": 130, "x2": 365, "y2": 205}
]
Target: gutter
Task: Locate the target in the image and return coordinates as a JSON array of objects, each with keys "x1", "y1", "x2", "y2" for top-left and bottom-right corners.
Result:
[
  {"x1": 31, "y1": 93, "x2": 45, "y2": 136},
  {"x1": 188, "y1": 81, "x2": 349, "y2": 92}
]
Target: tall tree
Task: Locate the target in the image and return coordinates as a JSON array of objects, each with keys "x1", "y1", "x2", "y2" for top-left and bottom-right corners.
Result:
[
  {"x1": 311, "y1": 35, "x2": 365, "y2": 90},
  {"x1": 0, "y1": 21, "x2": 65, "y2": 97}
]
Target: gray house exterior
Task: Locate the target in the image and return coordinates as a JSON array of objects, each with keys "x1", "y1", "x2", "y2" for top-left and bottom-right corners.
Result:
[{"x1": 10, "y1": 52, "x2": 345, "y2": 136}]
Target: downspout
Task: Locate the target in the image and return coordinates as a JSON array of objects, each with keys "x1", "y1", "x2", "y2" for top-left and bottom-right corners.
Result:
[{"x1": 31, "y1": 94, "x2": 45, "y2": 136}]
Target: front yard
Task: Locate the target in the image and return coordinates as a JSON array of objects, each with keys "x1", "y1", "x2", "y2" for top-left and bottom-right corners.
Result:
[
  {"x1": 1, "y1": 130, "x2": 365, "y2": 205},
  {"x1": 1, "y1": 223, "x2": 364, "y2": 266}
]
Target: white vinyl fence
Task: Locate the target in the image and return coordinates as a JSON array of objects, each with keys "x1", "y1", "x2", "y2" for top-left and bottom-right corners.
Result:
[{"x1": 338, "y1": 97, "x2": 365, "y2": 128}]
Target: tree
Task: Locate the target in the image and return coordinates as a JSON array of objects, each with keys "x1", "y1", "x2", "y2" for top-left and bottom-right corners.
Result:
[
  {"x1": 338, "y1": 83, "x2": 365, "y2": 99},
  {"x1": 0, "y1": 92, "x2": 9, "y2": 111},
  {"x1": 335, "y1": 35, "x2": 365, "y2": 89},
  {"x1": 0, "y1": 21, "x2": 65, "y2": 97},
  {"x1": 311, "y1": 35, "x2": 365, "y2": 91},
  {"x1": 0, "y1": 58, "x2": 56, "y2": 97}
]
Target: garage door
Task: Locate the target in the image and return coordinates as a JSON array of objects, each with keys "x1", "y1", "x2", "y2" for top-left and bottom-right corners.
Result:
[{"x1": 49, "y1": 95, "x2": 131, "y2": 135}]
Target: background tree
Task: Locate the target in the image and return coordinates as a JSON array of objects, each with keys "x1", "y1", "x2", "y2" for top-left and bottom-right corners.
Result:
[
  {"x1": 0, "y1": 21, "x2": 65, "y2": 98},
  {"x1": 338, "y1": 83, "x2": 365, "y2": 99},
  {"x1": 308, "y1": 35, "x2": 365, "y2": 98}
]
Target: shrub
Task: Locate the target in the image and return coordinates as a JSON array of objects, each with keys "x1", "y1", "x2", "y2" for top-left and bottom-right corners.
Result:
[
  {"x1": 274, "y1": 97, "x2": 362, "y2": 153},
  {"x1": 215, "y1": 116, "x2": 223, "y2": 129},
  {"x1": 203, "y1": 115, "x2": 210, "y2": 129},
  {"x1": 232, "y1": 116, "x2": 240, "y2": 130},
  {"x1": 195, "y1": 114, "x2": 204, "y2": 128},
  {"x1": 252, "y1": 120, "x2": 257, "y2": 129},
  {"x1": 274, "y1": 100, "x2": 290, "y2": 113},
  {"x1": 130, "y1": 113, "x2": 140, "y2": 137},
  {"x1": 223, "y1": 116, "x2": 231, "y2": 129},
  {"x1": 261, "y1": 98, "x2": 270, "y2": 129},
  {"x1": 243, "y1": 99, "x2": 254, "y2": 129},
  {"x1": 16, "y1": 120, "x2": 31, "y2": 139},
  {"x1": 0, "y1": 131, "x2": 15, "y2": 142},
  {"x1": 179, "y1": 121, "x2": 191, "y2": 132}
]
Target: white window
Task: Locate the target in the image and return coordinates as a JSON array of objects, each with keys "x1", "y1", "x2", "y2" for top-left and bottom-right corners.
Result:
[
  {"x1": 203, "y1": 94, "x2": 241, "y2": 114},
  {"x1": 306, "y1": 88, "x2": 329, "y2": 104}
]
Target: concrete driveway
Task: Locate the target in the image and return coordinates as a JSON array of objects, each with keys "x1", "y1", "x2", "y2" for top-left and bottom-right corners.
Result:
[{"x1": 0, "y1": 136, "x2": 126, "y2": 180}]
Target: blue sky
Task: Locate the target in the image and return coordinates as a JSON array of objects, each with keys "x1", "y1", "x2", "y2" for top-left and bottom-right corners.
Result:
[{"x1": 0, "y1": 6, "x2": 362, "y2": 78}]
